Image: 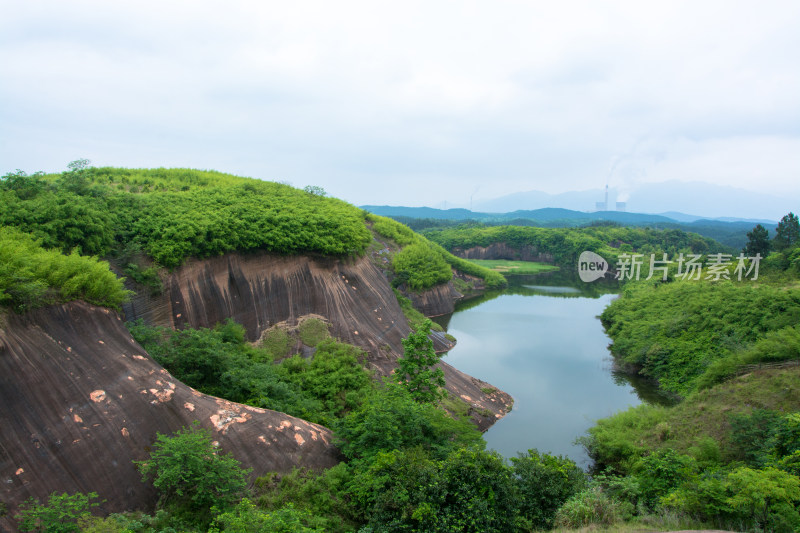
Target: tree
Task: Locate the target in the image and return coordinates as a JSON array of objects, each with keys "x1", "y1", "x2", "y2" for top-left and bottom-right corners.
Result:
[
  {"x1": 773, "y1": 212, "x2": 800, "y2": 252},
  {"x1": 135, "y1": 423, "x2": 250, "y2": 527},
  {"x1": 511, "y1": 449, "x2": 587, "y2": 529},
  {"x1": 59, "y1": 159, "x2": 92, "y2": 195},
  {"x1": 15, "y1": 492, "x2": 100, "y2": 533},
  {"x1": 334, "y1": 383, "x2": 482, "y2": 462},
  {"x1": 395, "y1": 319, "x2": 446, "y2": 403},
  {"x1": 303, "y1": 185, "x2": 326, "y2": 197},
  {"x1": 744, "y1": 223, "x2": 771, "y2": 257}
]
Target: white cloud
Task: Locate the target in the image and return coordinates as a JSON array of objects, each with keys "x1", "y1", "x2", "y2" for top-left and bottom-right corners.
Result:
[{"x1": 1, "y1": 0, "x2": 799, "y2": 215}]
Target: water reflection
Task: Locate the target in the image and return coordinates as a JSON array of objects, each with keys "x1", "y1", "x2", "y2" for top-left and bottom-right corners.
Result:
[{"x1": 440, "y1": 270, "x2": 663, "y2": 468}]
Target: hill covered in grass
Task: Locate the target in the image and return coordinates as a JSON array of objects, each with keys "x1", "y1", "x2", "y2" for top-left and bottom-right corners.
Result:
[{"x1": 0, "y1": 164, "x2": 502, "y2": 293}]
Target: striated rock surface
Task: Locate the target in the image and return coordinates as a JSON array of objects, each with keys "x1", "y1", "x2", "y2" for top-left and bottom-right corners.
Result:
[
  {"x1": 407, "y1": 282, "x2": 462, "y2": 317},
  {"x1": 124, "y1": 252, "x2": 512, "y2": 428},
  {"x1": 0, "y1": 302, "x2": 338, "y2": 530},
  {"x1": 454, "y1": 242, "x2": 554, "y2": 263}
]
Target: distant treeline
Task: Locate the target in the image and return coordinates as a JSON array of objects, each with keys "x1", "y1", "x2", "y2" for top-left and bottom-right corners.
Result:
[
  {"x1": 421, "y1": 224, "x2": 724, "y2": 267},
  {"x1": 368, "y1": 207, "x2": 769, "y2": 250}
]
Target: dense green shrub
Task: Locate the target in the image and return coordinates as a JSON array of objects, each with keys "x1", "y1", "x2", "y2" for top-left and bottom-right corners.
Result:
[
  {"x1": 15, "y1": 492, "x2": 101, "y2": 533},
  {"x1": 391, "y1": 242, "x2": 453, "y2": 291},
  {"x1": 0, "y1": 226, "x2": 130, "y2": 311},
  {"x1": 333, "y1": 383, "x2": 483, "y2": 463},
  {"x1": 663, "y1": 466, "x2": 800, "y2": 532},
  {"x1": 369, "y1": 213, "x2": 506, "y2": 290},
  {"x1": 128, "y1": 320, "x2": 373, "y2": 426},
  {"x1": 209, "y1": 499, "x2": 323, "y2": 533},
  {"x1": 511, "y1": 449, "x2": 587, "y2": 529},
  {"x1": 554, "y1": 487, "x2": 628, "y2": 528},
  {"x1": 395, "y1": 319, "x2": 446, "y2": 403},
  {"x1": 136, "y1": 424, "x2": 250, "y2": 528},
  {"x1": 2, "y1": 166, "x2": 372, "y2": 269},
  {"x1": 633, "y1": 449, "x2": 697, "y2": 509},
  {"x1": 601, "y1": 280, "x2": 800, "y2": 395},
  {"x1": 254, "y1": 465, "x2": 356, "y2": 533},
  {"x1": 297, "y1": 318, "x2": 330, "y2": 347}
]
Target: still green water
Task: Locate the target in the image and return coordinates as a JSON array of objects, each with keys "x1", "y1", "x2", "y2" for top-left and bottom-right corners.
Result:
[{"x1": 439, "y1": 275, "x2": 657, "y2": 468}]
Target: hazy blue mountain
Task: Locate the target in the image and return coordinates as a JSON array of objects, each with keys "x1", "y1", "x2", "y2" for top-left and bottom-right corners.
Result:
[
  {"x1": 474, "y1": 181, "x2": 789, "y2": 221},
  {"x1": 361, "y1": 205, "x2": 778, "y2": 250}
]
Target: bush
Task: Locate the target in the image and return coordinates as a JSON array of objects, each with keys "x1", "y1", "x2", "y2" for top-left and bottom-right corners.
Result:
[
  {"x1": 334, "y1": 383, "x2": 482, "y2": 463},
  {"x1": 259, "y1": 327, "x2": 292, "y2": 360},
  {"x1": 254, "y1": 465, "x2": 356, "y2": 533},
  {"x1": 135, "y1": 424, "x2": 250, "y2": 528},
  {"x1": 0, "y1": 226, "x2": 130, "y2": 311},
  {"x1": 554, "y1": 487, "x2": 627, "y2": 528},
  {"x1": 15, "y1": 492, "x2": 101, "y2": 533},
  {"x1": 511, "y1": 449, "x2": 587, "y2": 529},
  {"x1": 391, "y1": 243, "x2": 452, "y2": 291},
  {"x1": 209, "y1": 499, "x2": 323, "y2": 533},
  {"x1": 297, "y1": 318, "x2": 330, "y2": 347}
]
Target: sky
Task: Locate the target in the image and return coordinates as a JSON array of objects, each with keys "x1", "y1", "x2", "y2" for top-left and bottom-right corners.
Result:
[{"x1": 1, "y1": 1, "x2": 799, "y2": 216}]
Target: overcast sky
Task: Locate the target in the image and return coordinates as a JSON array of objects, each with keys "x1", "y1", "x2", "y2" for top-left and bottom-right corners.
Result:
[{"x1": 1, "y1": 1, "x2": 798, "y2": 214}]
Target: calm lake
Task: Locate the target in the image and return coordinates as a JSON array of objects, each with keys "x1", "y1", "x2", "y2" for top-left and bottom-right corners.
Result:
[{"x1": 438, "y1": 274, "x2": 659, "y2": 468}]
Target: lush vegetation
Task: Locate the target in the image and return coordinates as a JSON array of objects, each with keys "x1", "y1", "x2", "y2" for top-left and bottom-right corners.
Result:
[
  {"x1": 423, "y1": 224, "x2": 726, "y2": 268},
  {"x1": 19, "y1": 320, "x2": 599, "y2": 532},
  {"x1": 579, "y1": 367, "x2": 800, "y2": 532},
  {"x1": 128, "y1": 319, "x2": 374, "y2": 427},
  {"x1": 1, "y1": 165, "x2": 372, "y2": 269},
  {"x1": 601, "y1": 280, "x2": 800, "y2": 395},
  {"x1": 136, "y1": 424, "x2": 250, "y2": 528},
  {"x1": 393, "y1": 319, "x2": 446, "y2": 403},
  {"x1": 0, "y1": 226, "x2": 130, "y2": 312},
  {"x1": 575, "y1": 217, "x2": 800, "y2": 532},
  {"x1": 368, "y1": 213, "x2": 506, "y2": 291}
]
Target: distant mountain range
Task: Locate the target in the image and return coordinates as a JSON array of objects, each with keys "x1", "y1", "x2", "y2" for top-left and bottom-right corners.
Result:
[
  {"x1": 361, "y1": 205, "x2": 778, "y2": 250},
  {"x1": 470, "y1": 181, "x2": 790, "y2": 222}
]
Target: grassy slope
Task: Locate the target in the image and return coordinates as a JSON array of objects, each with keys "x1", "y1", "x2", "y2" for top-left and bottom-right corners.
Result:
[
  {"x1": 467, "y1": 259, "x2": 559, "y2": 275},
  {"x1": 586, "y1": 366, "x2": 800, "y2": 469}
]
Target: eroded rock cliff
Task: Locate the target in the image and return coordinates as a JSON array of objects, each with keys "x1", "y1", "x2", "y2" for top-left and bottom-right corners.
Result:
[
  {"x1": 123, "y1": 252, "x2": 512, "y2": 429},
  {"x1": 454, "y1": 242, "x2": 555, "y2": 263},
  {"x1": 0, "y1": 302, "x2": 338, "y2": 530}
]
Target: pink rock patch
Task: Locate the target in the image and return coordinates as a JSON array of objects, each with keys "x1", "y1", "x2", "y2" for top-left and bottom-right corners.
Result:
[{"x1": 89, "y1": 390, "x2": 106, "y2": 403}]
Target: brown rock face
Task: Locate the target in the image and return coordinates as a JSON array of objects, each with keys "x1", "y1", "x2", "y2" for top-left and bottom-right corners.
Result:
[
  {"x1": 407, "y1": 282, "x2": 462, "y2": 317},
  {"x1": 455, "y1": 243, "x2": 555, "y2": 263},
  {"x1": 0, "y1": 302, "x2": 338, "y2": 530},
  {"x1": 124, "y1": 252, "x2": 512, "y2": 427}
]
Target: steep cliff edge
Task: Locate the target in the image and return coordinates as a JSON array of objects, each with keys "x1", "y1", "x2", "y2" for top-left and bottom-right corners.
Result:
[
  {"x1": 0, "y1": 302, "x2": 338, "y2": 530},
  {"x1": 123, "y1": 252, "x2": 512, "y2": 430},
  {"x1": 407, "y1": 281, "x2": 462, "y2": 317},
  {"x1": 454, "y1": 242, "x2": 555, "y2": 263}
]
